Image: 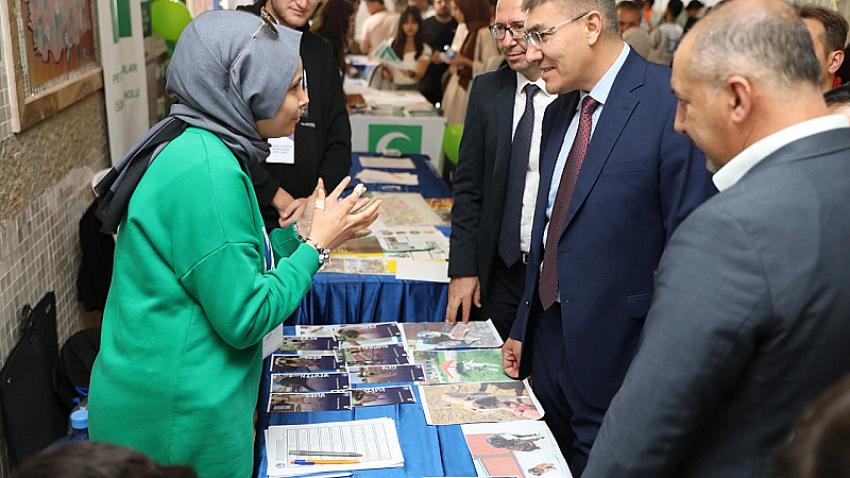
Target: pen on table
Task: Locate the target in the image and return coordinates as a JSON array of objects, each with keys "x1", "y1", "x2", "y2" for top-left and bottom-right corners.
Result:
[
  {"x1": 288, "y1": 450, "x2": 363, "y2": 457},
  {"x1": 291, "y1": 459, "x2": 360, "y2": 465}
]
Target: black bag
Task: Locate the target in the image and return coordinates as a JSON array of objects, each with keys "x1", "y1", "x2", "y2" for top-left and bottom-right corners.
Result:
[
  {"x1": 54, "y1": 327, "x2": 101, "y2": 412},
  {"x1": 77, "y1": 201, "x2": 114, "y2": 312},
  {"x1": 0, "y1": 292, "x2": 67, "y2": 467}
]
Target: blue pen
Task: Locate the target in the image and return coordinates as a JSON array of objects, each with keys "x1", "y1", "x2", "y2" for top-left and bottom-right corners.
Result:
[{"x1": 292, "y1": 459, "x2": 360, "y2": 465}]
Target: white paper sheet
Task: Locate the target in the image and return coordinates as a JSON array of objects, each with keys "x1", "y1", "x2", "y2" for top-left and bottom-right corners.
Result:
[
  {"x1": 262, "y1": 326, "x2": 284, "y2": 359},
  {"x1": 358, "y1": 156, "x2": 416, "y2": 169},
  {"x1": 266, "y1": 417, "x2": 404, "y2": 477},
  {"x1": 375, "y1": 226, "x2": 449, "y2": 259},
  {"x1": 267, "y1": 135, "x2": 295, "y2": 164},
  {"x1": 461, "y1": 421, "x2": 572, "y2": 478},
  {"x1": 356, "y1": 169, "x2": 419, "y2": 185},
  {"x1": 395, "y1": 259, "x2": 449, "y2": 283}
]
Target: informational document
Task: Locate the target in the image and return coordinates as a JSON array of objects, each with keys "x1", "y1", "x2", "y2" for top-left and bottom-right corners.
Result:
[
  {"x1": 356, "y1": 169, "x2": 419, "y2": 186},
  {"x1": 321, "y1": 256, "x2": 396, "y2": 275},
  {"x1": 263, "y1": 326, "x2": 284, "y2": 359},
  {"x1": 462, "y1": 421, "x2": 572, "y2": 478},
  {"x1": 351, "y1": 385, "x2": 417, "y2": 407},
  {"x1": 394, "y1": 259, "x2": 449, "y2": 283},
  {"x1": 297, "y1": 323, "x2": 403, "y2": 349},
  {"x1": 414, "y1": 349, "x2": 511, "y2": 384},
  {"x1": 368, "y1": 192, "x2": 444, "y2": 227},
  {"x1": 266, "y1": 417, "x2": 404, "y2": 477},
  {"x1": 358, "y1": 156, "x2": 416, "y2": 169},
  {"x1": 375, "y1": 226, "x2": 449, "y2": 259},
  {"x1": 418, "y1": 380, "x2": 544, "y2": 425},
  {"x1": 402, "y1": 320, "x2": 503, "y2": 351}
]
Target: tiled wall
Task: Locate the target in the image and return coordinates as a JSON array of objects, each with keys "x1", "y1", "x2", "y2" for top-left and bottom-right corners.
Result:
[{"x1": 0, "y1": 91, "x2": 109, "y2": 476}]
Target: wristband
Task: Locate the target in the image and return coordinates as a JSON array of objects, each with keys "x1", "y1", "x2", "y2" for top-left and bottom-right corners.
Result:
[
  {"x1": 304, "y1": 237, "x2": 331, "y2": 267},
  {"x1": 293, "y1": 222, "x2": 305, "y2": 242}
]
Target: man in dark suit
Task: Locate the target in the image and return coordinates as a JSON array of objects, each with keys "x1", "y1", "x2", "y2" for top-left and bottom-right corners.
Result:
[
  {"x1": 583, "y1": 1, "x2": 850, "y2": 476},
  {"x1": 239, "y1": 0, "x2": 352, "y2": 230},
  {"x1": 500, "y1": 0, "x2": 715, "y2": 473},
  {"x1": 447, "y1": 0, "x2": 556, "y2": 339}
]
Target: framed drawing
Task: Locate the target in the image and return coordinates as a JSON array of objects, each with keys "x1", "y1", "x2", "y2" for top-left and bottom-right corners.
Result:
[{"x1": 1, "y1": 0, "x2": 103, "y2": 132}]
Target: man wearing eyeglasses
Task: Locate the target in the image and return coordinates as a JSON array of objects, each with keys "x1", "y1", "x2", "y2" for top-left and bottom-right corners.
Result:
[
  {"x1": 500, "y1": 0, "x2": 714, "y2": 473},
  {"x1": 239, "y1": 0, "x2": 352, "y2": 231},
  {"x1": 447, "y1": 0, "x2": 556, "y2": 341}
]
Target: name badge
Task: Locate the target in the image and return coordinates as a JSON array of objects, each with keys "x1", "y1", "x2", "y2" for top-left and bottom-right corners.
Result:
[{"x1": 266, "y1": 134, "x2": 295, "y2": 164}]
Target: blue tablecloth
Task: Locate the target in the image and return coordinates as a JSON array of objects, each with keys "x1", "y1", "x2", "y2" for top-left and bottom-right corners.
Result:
[
  {"x1": 288, "y1": 153, "x2": 451, "y2": 327},
  {"x1": 255, "y1": 328, "x2": 477, "y2": 478}
]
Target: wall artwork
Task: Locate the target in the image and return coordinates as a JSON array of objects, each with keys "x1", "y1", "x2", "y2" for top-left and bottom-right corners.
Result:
[{"x1": 1, "y1": 0, "x2": 103, "y2": 131}]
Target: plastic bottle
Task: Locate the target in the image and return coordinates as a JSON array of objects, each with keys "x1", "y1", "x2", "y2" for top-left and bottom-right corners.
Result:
[
  {"x1": 69, "y1": 408, "x2": 89, "y2": 441},
  {"x1": 442, "y1": 45, "x2": 457, "y2": 62}
]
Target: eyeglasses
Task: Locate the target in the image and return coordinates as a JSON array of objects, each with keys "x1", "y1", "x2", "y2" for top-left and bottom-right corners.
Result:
[
  {"x1": 259, "y1": 7, "x2": 280, "y2": 36},
  {"x1": 521, "y1": 11, "x2": 589, "y2": 49},
  {"x1": 225, "y1": 8, "x2": 279, "y2": 90},
  {"x1": 489, "y1": 22, "x2": 525, "y2": 41}
]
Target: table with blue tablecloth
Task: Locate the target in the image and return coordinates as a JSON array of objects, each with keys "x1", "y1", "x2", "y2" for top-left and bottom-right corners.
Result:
[
  {"x1": 288, "y1": 153, "x2": 452, "y2": 327},
  {"x1": 255, "y1": 153, "x2": 472, "y2": 477},
  {"x1": 255, "y1": 327, "x2": 478, "y2": 478}
]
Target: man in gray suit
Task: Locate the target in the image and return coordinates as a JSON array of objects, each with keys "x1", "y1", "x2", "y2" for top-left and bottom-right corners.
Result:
[{"x1": 583, "y1": 0, "x2": 850, "y2": 476}]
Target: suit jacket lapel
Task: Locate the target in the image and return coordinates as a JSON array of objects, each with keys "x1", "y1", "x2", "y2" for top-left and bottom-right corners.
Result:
[{"x1": 560, "y1": 51, "x2": 644, "y2": 234}]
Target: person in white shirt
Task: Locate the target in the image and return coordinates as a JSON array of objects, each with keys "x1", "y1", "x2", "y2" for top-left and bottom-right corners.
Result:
[
  {"x1": 447, "y1": 0, "x2": 556, "y2": 340},
  {"x1": 584, "y1": 1, "x2": 850, "y2": 476},
  {"x1": 360, "y1": 0, "x2": 400, "y2": 54},
  {"x1": 381, "y1": 6, "x2": 433, "y2": 87},
  {"x1": 648, "y1": 0, "x2": 684, "y2": 66},
  {"x1": 617, "y1": 0, "x2": 651, "y2": 58}
]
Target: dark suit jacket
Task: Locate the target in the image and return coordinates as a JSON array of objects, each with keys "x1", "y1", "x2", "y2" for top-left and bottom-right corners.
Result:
[
  {"x1": 509, "y1": 49, "x2": 716, "y2": 408},
  {"x1": 449, "y1": 65, "x2": 518, "y2": 295},
  {"x1": 584, "y1": 128, "x2": 850, "y2": 477},
  {"x1": 239, "y1": 2, "x2": 352, "y2": 229}
]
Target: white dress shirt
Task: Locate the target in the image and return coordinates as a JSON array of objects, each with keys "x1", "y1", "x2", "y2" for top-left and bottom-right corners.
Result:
[
  {"x1": 512, "y1": 71, "x2": 557, "y2": 253},
  {"x1": 543, "y1": 44, "x2": 631, "y2": 244},
  {"x1": 713, "y1": 115, "x2": 850, "y2": 192}
]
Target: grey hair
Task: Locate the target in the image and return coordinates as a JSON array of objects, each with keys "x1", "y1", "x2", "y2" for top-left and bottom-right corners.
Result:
[
  {"x1": 521, "y1": 0, "x2": 619, "y2": 36},
  {"x1": 687, "y1": 0, "x2": 821, "y2": 90}
]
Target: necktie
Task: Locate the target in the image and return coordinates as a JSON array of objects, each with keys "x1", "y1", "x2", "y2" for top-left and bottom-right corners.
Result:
[
  {"x1": 539, "y1": 95, "x2": 600, "y2": 309},
  {"x1": 498, "y1": 83, "x2": 540, "y2": 267}
]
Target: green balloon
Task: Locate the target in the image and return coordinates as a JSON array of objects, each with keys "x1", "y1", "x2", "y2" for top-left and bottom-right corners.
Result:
[
  {"x1": 442, "y1": 123, "x2": 464, "y2": 166},
  {"x1": 165, "y1": 39, "x2": 177, "y2": 57},
  {"x1": 151, "y1": 0, "x2": 192, "y2": 42}
]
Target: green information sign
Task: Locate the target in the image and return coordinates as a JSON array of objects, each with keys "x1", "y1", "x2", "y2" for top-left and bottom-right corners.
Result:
[
  {"x1": 368, "y1": 124, "x2": 423, "y2": 154},
  {"x1": 110, "y1": 0, "x2": 133, "y2": 43}
]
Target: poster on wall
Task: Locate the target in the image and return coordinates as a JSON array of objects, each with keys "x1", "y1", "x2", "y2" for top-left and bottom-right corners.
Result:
[
  {"x1": 1, "y1": 0, "x2": 103, "y2": 131},
  {"x1": 95, "y1": 0, "x2": 150, "y2": 165}
]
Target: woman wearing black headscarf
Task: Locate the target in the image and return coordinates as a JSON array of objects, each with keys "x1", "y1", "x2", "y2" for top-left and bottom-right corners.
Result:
[{"x1": 88, "y1": 11, "x2": 379, "y2": 478}]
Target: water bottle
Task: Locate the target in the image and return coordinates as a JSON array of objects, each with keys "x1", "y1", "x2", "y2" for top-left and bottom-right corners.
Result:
[
  {"x1": 69, "y1": 408, "x2": 89, "y2": 441},
  {"x1": 442, "y1": 45, "x2": 457, "y2": 62}
]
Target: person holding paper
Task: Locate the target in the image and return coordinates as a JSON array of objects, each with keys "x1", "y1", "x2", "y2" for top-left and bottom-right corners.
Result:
[
  {"x1": 88, "y1": 12, "x2": 380, "y2": 478},
  {"x1": 380, "y1": 6, "x2": 433, "y2": 89}
]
